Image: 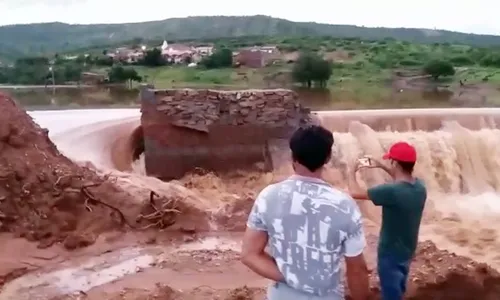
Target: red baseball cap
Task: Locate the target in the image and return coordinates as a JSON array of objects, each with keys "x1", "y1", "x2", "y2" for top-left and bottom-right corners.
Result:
[{"x1": 382, "y1": 142, "x2": 417, "y2": 163}]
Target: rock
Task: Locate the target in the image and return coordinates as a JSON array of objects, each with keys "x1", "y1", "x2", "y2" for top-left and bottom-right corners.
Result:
[
  {"x1": 63, "y1": 233, "x2": 95, "y2": 250},
  {"x1": 147, "y1": 89, "x2": 310, "y2": 128}
]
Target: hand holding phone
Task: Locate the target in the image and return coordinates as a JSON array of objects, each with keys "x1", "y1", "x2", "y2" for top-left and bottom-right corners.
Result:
[{"x1": 357, "y1": 156, "x2": 372, "y2": 167}]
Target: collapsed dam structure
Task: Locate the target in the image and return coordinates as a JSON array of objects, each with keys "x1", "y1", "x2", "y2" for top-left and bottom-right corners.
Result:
[
  {"x1": 139, "y1": 85, "x2": 312, "y2": 179},
  {"x1": 137, "y1": 85, "x2": 500, "y2": 180}
]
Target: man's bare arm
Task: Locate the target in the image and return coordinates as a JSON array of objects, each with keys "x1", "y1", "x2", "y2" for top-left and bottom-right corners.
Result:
[
  {"x1": 241, "y1": 228, "x2": 284, "y2": 282},
  {"x1": 347, "y1": 163, "x2": 370, "y2": 200},
  {"x1": 350, "y1": 191, "x2": 370, "y2": 200},
  {"x1": 345, "y1": 253, "x2": 370, "y2": 300}
]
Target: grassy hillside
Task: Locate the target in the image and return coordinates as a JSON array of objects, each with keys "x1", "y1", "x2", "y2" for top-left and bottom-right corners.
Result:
[{"x1": 1, "y1": 15, "x2": 500, "y2": 60}]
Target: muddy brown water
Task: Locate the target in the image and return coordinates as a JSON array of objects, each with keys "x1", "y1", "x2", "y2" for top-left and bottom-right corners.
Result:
[{"x1": 2, "y1": 85, "x2": 463, "y2": 111}]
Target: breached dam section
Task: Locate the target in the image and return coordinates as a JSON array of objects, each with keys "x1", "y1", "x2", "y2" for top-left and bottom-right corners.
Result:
[
  {"x1": 139, "y1": 86, "x2": 312, "y2": 180},
  {"x1": 137, "y1": 85, "x2": 500, "y2": 181}
]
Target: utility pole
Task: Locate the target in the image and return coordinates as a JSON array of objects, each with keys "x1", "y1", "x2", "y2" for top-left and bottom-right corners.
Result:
[
  {"x1": 48, "y1": 65, "x2": 55, "y2": 85},
  {"x1": 48, "y1": 65, "x2": 55, "y2": 97}
]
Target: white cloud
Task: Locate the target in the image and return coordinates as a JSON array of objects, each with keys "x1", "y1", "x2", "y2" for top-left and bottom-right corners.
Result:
[{"x1": 0, "y1": 0, "x2": 498, "y2": 35}]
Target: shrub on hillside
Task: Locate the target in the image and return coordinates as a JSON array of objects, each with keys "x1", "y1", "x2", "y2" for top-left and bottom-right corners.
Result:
[
  {"x1": 423, "y1": 59, "x2": 455, "y2": 80},
  {"x1": 449, "y1": 55, "x2": 474, "y2": 66},
  {"x1": 292, "y1": 52, "x2": 332, "y2": 88},
  {"x1": 200, "y1": 48, "x2": 233, "y2": 69},
  {"x1": 480, "y1": 54, "x2": 500, "y2": 68},
  {"x1": 399, "y1": 59, "x2": 422, "y2": 66}
]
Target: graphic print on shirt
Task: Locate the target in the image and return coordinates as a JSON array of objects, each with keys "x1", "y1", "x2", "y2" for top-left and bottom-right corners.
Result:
[{"x1": 247, "y1": 177, "x2": 364, "y2": 297}]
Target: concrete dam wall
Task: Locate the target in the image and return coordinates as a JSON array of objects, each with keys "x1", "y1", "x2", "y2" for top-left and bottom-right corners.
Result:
[{"x1": 139, "y1": 86, "x2": 312, "y2": 180}]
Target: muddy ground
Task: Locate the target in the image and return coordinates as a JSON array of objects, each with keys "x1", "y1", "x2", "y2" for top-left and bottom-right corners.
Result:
[{"x1": 1, "y1": 91, "x2": 500, "y2": 299}]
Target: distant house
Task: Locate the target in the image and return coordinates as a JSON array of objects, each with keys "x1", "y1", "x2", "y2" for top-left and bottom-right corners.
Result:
[
  {"x1": 284, "y1": 51, "x2": 300, "y2": 63},
  {"x1": 81, "y1": 72, "x2": 107, "y2": 85},
  {"x1": 233, "y1": 45, "x2": 282, "y2": 67},
  {"x1": 258, "y1": 45, "x2": 279, "y2": 54},
  {"x1": 194, "y1": 45, "x2": 214, "y2": 56},
  {"x1": 235, "y1": 50, "x2": 266, "y2": 68},
  {"x1": 160, "y1": 40, "x2": 195, "y2": 64},
  {"x1": 241, "y1": 45, "x2": 279, "y2": 54},
  {"x1": 107, "y1": 47, "x2": 144, "y2": 63},
  {"x1": 63, "y1": 55, "x2": 79, "y2": 60}
]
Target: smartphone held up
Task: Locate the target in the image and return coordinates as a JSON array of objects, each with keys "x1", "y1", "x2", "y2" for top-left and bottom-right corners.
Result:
[{"x1": 357, "y1": 156, "x2": 372, "y2": 167}]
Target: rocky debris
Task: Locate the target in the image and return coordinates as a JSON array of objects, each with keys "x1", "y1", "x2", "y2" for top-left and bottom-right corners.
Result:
[
  {"x1": 346, "y1": 241, "x2": 500, "y2": 300},
  {"x1": 107, "y1": 172, "x2": 213, "y2": 233},
  {"x1": 405, "y1": 241, "x2": 500, "y2": 300},
  {"x1": 152, "y1": 89, "x2": 311, "y2": 130},
  {"x1": 102, "y1": 285, "x2": 265, "y2": 300},
  {"x1": 224, "y1": 286, "x2": 263, "y2": 300},
  {"x1": 112, "y1": 284, "x2": 181, "y2": 300},
  {"x1": 213, "y1": 193, "x2": 255, "y2": 231}
]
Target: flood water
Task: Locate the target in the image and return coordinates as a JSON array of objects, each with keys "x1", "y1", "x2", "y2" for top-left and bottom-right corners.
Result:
[
  {"x1": 1, "y1": 236, "x2": 241, "y2": 300},
  {"x1": 0, "y1": 85, "x2": 476, "y2": 111}
]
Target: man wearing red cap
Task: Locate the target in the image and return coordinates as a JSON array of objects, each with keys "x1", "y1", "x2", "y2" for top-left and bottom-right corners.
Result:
[{"x1": 349, "y1": 141, "x2": 427, "y2": 300}]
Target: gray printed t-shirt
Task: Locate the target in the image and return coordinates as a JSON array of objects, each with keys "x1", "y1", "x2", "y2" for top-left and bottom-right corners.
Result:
[{"x1": 247, "y1": 175, "x2": 366, "y2": 299}]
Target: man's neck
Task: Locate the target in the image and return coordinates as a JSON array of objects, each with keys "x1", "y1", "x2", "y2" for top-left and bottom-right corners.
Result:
[
  {"x1": 393, "y1": 171, "x2": 414, "y2": 183},
  {"x1": 294, "y1": 168, "x2": 323, "y2": 180}
]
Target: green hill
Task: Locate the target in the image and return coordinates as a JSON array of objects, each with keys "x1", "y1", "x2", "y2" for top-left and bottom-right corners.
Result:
[{"x1": 1, "y1": 15, "x2": 500, "y2": 60}]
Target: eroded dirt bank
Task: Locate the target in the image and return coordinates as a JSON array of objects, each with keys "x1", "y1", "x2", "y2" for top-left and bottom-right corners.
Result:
[
  {"x1": 1, "y1": 93, "x2": 500, "y2": 299},
  {"x1": 0, "y1": 93, "x2": 126, "y2": 248}
]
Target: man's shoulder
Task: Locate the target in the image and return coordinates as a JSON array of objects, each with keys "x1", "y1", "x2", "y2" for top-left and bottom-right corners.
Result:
[
  {"x1": 393, "y1": 179, "x2": 427, "y2": 195},
  {"x1": 414, "y1": 178, "x2": 427, "y2": 191},
  {"x1": 258, "y1": 180, "x2": 287, "y2": 196},
  {"x1": 254, "y1": 181, "x2": 289, "y2": 204},
  {"x1": 304, "y1": 182, "x2": 358, "y2": 211}
]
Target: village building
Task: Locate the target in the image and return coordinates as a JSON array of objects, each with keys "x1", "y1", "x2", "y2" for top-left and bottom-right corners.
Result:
[
  {"x1": 107, "y1": 47, "x2": 144, "y2": 64},
  {"x1": 234, "y1": 45, "x2": 281, "y2": 68}
]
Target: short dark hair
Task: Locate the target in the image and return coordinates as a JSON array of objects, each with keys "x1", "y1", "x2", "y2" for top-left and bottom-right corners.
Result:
[
  {"x1": 289, "y1": 125, "x2": 334, "y2": 172},
  {"x1": 396, "y1": 161, "x2": 415, "y2": 174}
]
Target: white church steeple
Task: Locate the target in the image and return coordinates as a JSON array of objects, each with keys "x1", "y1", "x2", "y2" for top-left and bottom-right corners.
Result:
[{"x1": 161, "y1": 40, "x2": 169, "y2": 50}]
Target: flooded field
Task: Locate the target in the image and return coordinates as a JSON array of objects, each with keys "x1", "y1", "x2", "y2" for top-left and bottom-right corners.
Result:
[{"x1": 1, "y1": 85, "x2": 479, "y2": 111}]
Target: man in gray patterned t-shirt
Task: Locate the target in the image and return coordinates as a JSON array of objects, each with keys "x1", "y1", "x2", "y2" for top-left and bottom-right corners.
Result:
[{"x1": 242, "y1": 125, "x2": 369, "y2": 300}]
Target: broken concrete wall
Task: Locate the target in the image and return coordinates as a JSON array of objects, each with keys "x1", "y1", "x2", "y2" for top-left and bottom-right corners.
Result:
[{"x1": 140, "y1": 86, "x2": 311, "y2": 180}]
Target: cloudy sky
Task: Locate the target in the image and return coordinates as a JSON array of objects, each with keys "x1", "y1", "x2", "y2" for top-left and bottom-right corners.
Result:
[{"x1": 0, "y1": 0, "x2": 498, "y2": 35}]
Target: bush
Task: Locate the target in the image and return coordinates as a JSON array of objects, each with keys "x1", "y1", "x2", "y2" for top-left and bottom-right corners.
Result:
[
  {"x1": 399, "y1": 59, "x2": 422, "y2": 66},
  {"x1": 200, "y1": 48, "x2": 233, "y2": 69},
  {"x1": 292, "y1": 52, "x2": 332, "y2": 88},
  {"x1": 107, "y1": 66, "x2": 142, "y2": 87},
  {"x1": 479, "y1": 54, "x2": 500, "y2": 68},
  {"x1": 450, "y1": 55, "x2": 474, "y2": 66},
  {"x1": 423, "y1": 59, "x2": 455, "y2": 80},
  {"x1": 140, "y1": 48, "x2": 166, "y2": 67}
]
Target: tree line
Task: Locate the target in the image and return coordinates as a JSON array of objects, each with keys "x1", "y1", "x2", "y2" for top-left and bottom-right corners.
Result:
[
  {"x1": 0, "y1": 56, "x2": 144, "y2": 86},
  {"x1": 0, "y1": 38, "x2": 497, "y2": 87},
  {"x1": 0, "y1": 46, "x2": 235, "y2": 85},
  {"x1": 291, "y1": 53, "x2": 461, "y2": 88}
]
